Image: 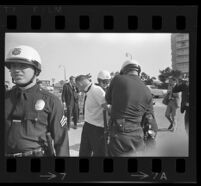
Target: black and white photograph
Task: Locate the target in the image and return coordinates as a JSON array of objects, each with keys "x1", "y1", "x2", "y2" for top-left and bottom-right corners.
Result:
[{"x1": 5, "y1": 33, "x2": 189, "y2": 157}]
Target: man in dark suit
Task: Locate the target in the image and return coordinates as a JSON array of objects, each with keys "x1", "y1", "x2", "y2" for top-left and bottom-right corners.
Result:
[
  {"x1": 172, "y1": 77, "x2": 189, "y2": 135},
  {"x1": 62, "y1": 76, "x2": 79, "y2": 130}
]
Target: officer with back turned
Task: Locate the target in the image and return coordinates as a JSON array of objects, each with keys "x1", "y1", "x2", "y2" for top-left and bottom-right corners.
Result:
[
  {"x1": 105, "y1": 59, "x2": 158, "y2": 156},
  {"x1": 5, "y1": 45, "x2": 69, "y2": 157}
]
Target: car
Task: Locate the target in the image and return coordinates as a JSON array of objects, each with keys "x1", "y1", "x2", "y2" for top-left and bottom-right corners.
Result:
[
  {"x1": 146, "y1": 85, "x2": 167, "y2": 98},
  {"x1": 46, "y1": 86, "x2": 54, "y2": 91},
  {"x1": 40, "y1": 85, "x2": 54, "y2": 92}
]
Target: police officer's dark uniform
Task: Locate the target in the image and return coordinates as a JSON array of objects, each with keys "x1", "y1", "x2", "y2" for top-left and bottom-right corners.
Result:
[
  {"x1": 172, "y1": 78, "x2": 189, "y2": 135},
  {"x1": 105, "y1": 60, "x2": 158, "y2": 156},
  {"x1": 5, "y1": 45, "x2": 69, "y2": 157}
]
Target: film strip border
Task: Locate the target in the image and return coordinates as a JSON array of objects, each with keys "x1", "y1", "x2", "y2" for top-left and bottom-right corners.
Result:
[
  {"x1": 0, "y1": 5, "x2": 197, "y2": 183},
  {"x1": 0, "y1": 5, "x2": 198, "y2": 31},
  {"x1": 0, "y1": 157, "x2": 193, "y2": 182}
]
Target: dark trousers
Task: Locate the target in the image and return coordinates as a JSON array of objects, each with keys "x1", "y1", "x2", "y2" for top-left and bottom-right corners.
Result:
[
  {"x1": 185, "y1": 108, "x2": 189, "y2": 136},
  {"x1": 108, "y1": 120, "x2": 145, "y2": 157},
  {"x1": 79, "y1": 122, "x2": 105, "y2": 156},
  {"x1": 66, "y1": 103, "x2": 79, "y2": 128}
]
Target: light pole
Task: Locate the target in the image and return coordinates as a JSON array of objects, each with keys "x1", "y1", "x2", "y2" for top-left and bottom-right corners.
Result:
[
  {"x1": 59, "y1": 65, "x2": 67, "y2": 81},
  {"x1": 125, "y1": 52, "x2": 132, "y2": 60}
]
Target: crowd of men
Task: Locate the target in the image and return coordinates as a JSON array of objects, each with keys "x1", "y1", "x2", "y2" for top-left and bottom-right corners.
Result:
[{"x1": 4, "y1": 45, "x2": 189, "y2": 157}]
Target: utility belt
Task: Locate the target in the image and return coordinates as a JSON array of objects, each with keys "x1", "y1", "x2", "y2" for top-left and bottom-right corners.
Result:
[
  {"x1": 6, "y1": 148, "x2": 45, "y2": 157},
  {"x1": 110, "y1": 118, "x2": 142, "y2": 133}
]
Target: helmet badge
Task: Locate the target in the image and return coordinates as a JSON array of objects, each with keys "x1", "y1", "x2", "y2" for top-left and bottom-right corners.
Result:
[{"x1": 12, "y1": 48, "x2": 21, "y2": 55}]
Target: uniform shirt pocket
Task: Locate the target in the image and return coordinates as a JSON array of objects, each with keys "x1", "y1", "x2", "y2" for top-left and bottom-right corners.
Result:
[
  {"x1": 24, "y1": 112, "x2": 48, "y2": 126},
  {"x1": 24, "y1": 112, "x2": 48, "y2": 136}
]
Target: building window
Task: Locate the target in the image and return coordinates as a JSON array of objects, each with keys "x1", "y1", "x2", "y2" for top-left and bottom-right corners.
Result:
[
  {"x1": 176, "y1": 34, "x2": 189, "y2": 42},
  {"x1": 176, "y1": 55, "x2": 189, "y2": 63},
  {"x1": 176, "y1": 41, "x2": 189, "y2": 48},
  {"x1": 176, "y1": 48, "x2": 189, "y2": 55}
]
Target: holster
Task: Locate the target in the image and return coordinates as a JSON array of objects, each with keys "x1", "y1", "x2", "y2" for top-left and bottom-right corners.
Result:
[
  {"x1": 46, "y1": 132, "x2": 56, "y2": 156},
  {"x1": 111, "y1": 118, "x2": 141, "y2": 133}
]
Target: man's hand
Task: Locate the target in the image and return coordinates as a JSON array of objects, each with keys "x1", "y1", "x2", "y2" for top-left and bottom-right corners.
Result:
[
  {"x1": 148, "y1": 129, "x2": 157, "y2": 139},
  {"x1": 62, "y1": 102, "x2": 67, "y2": 110},
  {"x1": 101, "y1": 103, "x2": 111, "y2": 114}
]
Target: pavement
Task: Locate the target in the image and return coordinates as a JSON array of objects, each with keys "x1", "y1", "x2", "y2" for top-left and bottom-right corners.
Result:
[{"x1": 68, "y1": 98, "x2": 188, "y2": 157}]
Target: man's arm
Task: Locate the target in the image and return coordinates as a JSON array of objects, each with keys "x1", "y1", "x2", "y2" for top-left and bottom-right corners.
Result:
[
  {"x1": 49, "y1": 96, "x2": 69, "y2": 156},
  {"x1": 172, "y1": 83, "x2": 185, "y2": 93}
]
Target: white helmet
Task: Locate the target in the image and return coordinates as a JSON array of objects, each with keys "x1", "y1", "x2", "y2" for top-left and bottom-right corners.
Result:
[
  {"x1": 97, "y1": 70, "x2": 111, "y2": 80},
  {"x1": 5, "y1": 45, "x2": 42, "y2": 75},
  {"x1": 120, "y1": 59, "x2": 141, "y2": 74}
]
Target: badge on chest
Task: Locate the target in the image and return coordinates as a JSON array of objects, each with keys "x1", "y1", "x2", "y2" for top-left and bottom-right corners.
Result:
[{"x1": 35, "y1": 99, "x2": 45, "y2": 111}]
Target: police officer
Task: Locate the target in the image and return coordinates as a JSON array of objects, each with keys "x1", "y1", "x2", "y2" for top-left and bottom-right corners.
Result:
[
  {"x1": 105, "y1": 59, "x2": 158, "y2": 156},
  {"x1": 96, "y1": 70, "x2": 111, "y2": 92},
  {"x1": 96, "y1": 70, "x2": 112, "y2": 156},
  {"x1": 5, "y1": 45, "x2": 69, "y2": 157}
]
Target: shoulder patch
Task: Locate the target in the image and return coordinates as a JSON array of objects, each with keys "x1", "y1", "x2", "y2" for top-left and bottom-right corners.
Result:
[{"x1": 60, "y1": 115, "x2": 67, "y2": 127}]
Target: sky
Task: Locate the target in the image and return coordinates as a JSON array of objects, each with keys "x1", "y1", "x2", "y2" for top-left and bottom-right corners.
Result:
[{"x1": 5, "y1": 33, "x2": 172, "y2": 84}]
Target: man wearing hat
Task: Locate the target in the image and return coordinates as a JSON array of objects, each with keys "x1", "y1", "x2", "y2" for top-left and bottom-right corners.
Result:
[
  {"x1": 75, "y1": 75, "x2": 106, "y2": 156},
  {"x1": 5, "y1": 45, "x2": 69, "y2": 157},
  {"x1": 105, "y1": 59, "x2": 158, "y2": 156},
  {"x1": 96, "y1": 70, "x2": 111, "y2": 92}
]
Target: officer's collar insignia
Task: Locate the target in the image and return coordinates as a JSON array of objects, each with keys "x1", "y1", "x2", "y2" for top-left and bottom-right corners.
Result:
[
  {"x1": 35, "y1": 99, "x2": 45, "y2": 111},
  {"x1": 12, "y1": 48, "x2": 21, "y2": 55}
]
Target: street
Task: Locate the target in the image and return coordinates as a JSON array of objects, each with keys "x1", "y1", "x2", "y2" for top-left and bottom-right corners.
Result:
[{"x1": 68, "y1": 98, "x2": 188, "y2": 157}]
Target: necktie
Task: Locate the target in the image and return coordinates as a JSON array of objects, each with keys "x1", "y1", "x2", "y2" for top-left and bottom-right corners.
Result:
[
  {"x1": 73, "y1": 86, "x2": 75, "y2": 92},
  {"x1": 83, "y1": 84, "x2": 92, "y2": 118},
  {"x1": 10, "y1": 90, "x2": 25, "y2": 120}
]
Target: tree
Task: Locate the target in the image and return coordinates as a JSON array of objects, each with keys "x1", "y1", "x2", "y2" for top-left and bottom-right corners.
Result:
[
  {"x1": 158, "y1": 67, "x2": 183, "y2": 83},
  {"x1": 146, "y1": 76, "x2": 157, "y2": 85},
  {"x1": 172, "y1": 70, "x2": 182, "y2": 79},
  {"x1": 158, "y1": 67, "x2": 172, "y2": 83},
  {"x1": 140, "y1": 72, "x2": 157, "y2": 85},
  {"x1": 140, "y1": 72, "x2": 149, "y2": 81},
  {"x1": 158, "y1": 67, "x2": 183, "y2": 89}
]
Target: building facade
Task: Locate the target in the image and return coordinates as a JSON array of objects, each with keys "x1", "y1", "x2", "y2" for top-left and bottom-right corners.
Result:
[{"x1": 171, "y1": 33, "x2": 189, "y2": 77}]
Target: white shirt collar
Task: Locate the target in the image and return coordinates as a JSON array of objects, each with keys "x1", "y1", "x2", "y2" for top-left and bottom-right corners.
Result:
[{"x1": 84, "y1": 83, "x2": 92, "y2": 92}]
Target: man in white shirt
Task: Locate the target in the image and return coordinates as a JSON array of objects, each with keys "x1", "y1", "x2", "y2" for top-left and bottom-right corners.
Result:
[{"x1": 75, "y1": 75, "x2": 106, "y2": 156}]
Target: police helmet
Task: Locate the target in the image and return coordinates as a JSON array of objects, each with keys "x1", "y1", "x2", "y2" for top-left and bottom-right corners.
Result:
[
  {"x1": 97, "y1": 70, "x2": 111, "y2": 80},
  {"x1": 120, "y1": 59, "x2": 141, "y2": 75},
  {"x1": 5, "y1": 45, "x2": 42, "y2": 76}
]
